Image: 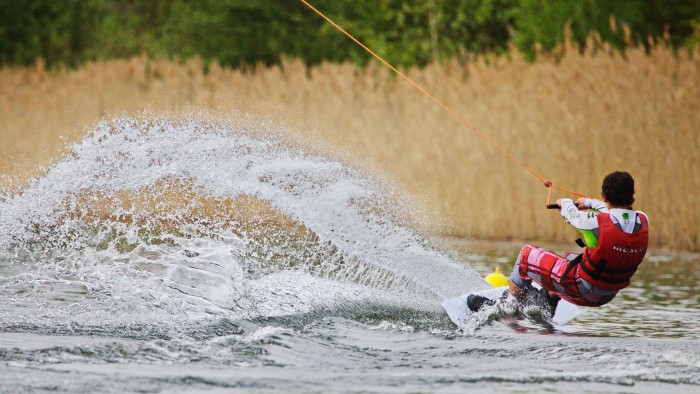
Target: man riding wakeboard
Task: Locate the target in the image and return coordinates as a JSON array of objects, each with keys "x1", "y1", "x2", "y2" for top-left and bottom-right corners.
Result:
[{"x1": 468, "y1": 171, "x2": 649, "y2": 315}]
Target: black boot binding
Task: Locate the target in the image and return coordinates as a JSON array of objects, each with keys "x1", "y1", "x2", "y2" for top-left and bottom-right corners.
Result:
[
  {"x1": 467, "y1": 290, "x2": 508, "y2": 312},
  {"x1": 466, "y1": 294, "x2": 495, "y2": 312},
  {"x1": 467, "y1": 287, "x2": 559, "y2": 316},
  {"x1": 523, "y1": 287, "x2": 560, "y2": 317}
]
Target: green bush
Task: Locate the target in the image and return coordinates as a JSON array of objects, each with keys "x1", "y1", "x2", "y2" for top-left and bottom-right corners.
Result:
[{"x1": 1, "y1": 0, "x2": 698, "y2": 69}]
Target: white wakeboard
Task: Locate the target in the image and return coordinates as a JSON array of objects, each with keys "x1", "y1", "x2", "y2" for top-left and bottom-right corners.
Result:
[{"x1": 442, "y1": 284, "x2": 581, "y2": 327}]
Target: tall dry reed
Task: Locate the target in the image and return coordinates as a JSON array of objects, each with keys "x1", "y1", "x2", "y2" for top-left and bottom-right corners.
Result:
[{"x1": 1, "y1": 45, "x2": 698, "y2": 250}]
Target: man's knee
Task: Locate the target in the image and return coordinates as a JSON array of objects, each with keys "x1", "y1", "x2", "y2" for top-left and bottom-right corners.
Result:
[{"x1": 510, "y1": 245, "x2": 534, "y2": 288}]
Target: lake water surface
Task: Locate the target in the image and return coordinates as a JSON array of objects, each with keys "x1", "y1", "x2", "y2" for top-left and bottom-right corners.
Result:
[{"x1": 1, "y1": 117, "x2": 697, "y2": 393}]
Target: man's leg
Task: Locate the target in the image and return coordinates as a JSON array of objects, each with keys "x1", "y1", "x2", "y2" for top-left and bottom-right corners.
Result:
[
  {"x1": 508, "y1": 245, "x2": 536, "y2": 300},
  {"x1": 508, "y1": 279, "x2": 528, "y2": 299},
  {"x1": 507, "y1": 245, "x2": 573, "y2": 314},
  {"x1": 467, "y1": 246, "x2": 535, "y2": 312},
  {"x1": 469, "y1": 245, "x2": 569, "y2": 313}
]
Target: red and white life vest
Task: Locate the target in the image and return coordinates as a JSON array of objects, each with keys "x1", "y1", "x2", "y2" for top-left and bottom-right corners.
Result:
[{"x1": 578, "y1": 212, "x2": 649, "y2": 291}]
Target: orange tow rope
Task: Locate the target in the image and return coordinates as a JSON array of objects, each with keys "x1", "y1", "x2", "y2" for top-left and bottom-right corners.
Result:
[{"x1": 299, "y1": 0, "x2": 590, "y2": 203}]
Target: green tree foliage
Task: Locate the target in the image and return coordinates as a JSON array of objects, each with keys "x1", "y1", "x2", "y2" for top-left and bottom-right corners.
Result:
[
  {"x1": 85, "y1": 0, "x2": 170, "y2": 60},
  {"x1": 314, "y1": 0, "x2": 517, "y2": 67},
  {"x1": 159, "y1": 1, "x2": 314, "y2": 67},
  {"x1": 512, "y1": 0, "x2": 700, "y2": 60},
  {"x1": 0, "y1": 0, "x2": 96, "y2": 67},
  {"x1": 0, "y1": 0, "x2": 698, "y2": 69}
]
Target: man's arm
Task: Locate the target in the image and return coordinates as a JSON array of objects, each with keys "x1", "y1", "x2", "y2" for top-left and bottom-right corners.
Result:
[
  {"x1": 556, "y1": 198, "x2": 604, "y2": 247},
  {"x1": 575, "y1": 198, "x2": 607, "y2": 213}
]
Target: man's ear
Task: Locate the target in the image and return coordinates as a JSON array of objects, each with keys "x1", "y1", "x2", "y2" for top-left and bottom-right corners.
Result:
[{"x1": 601, "y1": 193, "x2": 608, "y2": 202}]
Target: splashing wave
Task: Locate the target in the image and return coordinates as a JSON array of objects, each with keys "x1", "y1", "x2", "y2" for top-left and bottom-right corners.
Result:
[{"x1": 0, "y1": 115, "x2": 481, "y2": 329}]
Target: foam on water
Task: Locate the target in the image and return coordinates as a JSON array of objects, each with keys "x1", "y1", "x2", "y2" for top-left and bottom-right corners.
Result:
[{"x1": 0, "y1": 115, "x2": 482, "y2": 330}]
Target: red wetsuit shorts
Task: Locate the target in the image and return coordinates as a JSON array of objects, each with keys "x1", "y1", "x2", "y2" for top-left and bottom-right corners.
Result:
[{"x1": 510, "y1": 245, "x2": 618, "y2": 307}]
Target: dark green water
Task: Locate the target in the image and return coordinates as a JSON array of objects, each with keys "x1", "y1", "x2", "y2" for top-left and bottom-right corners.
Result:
[{"x1": 2, "y1": 241, "x2": 697, "y2": 393}]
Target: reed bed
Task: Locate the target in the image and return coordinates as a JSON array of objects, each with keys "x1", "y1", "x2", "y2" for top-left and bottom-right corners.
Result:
[{"x1": 1, "y1": 45, "x2": 698, "y2": 250}]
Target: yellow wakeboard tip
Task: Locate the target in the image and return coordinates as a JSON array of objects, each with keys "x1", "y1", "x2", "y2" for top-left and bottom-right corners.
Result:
[{"x1": 485, "y1": 267, "x2": 509, "y2": 288}]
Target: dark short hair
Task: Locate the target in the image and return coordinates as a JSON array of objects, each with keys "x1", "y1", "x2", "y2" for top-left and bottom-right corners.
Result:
[{"x1": 602, "y1": 171, "x2": 635, "y2": 206}]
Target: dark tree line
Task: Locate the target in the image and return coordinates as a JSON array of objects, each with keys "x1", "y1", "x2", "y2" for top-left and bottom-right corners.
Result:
[{"x1": 1, "y1": 0, "x2": 698, "y2": 69}]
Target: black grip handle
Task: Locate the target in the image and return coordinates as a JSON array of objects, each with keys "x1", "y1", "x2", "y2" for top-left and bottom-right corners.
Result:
[{"x1": 547, "y1": 202, "x2": 584, "y2": 209}]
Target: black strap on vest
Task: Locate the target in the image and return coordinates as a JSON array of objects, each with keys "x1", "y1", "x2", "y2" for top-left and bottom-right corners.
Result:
[
  {"x1": 582, "y1": 248, "x2": 637, "y2": 283},
  {"x1": 561, "y1": 253, "x2": 582, "y2": 280}
]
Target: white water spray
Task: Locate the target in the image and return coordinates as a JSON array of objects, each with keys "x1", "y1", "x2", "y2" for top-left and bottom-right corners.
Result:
[{"x1": 0, "y1": 116, "x2": 482, "y2": 327}]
